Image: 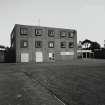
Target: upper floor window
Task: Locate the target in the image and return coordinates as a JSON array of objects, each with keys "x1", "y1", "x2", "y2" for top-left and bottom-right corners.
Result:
[
  {"x1": 68, "y1": 32, "x2": 74, "y2": 38},
  {"x1": 20, "y1": 40, "x2": 28, "y2": 48},
  {"x1": 35, "y1": 29, "x2": 42, "y2": 36},
  {"x1": 69, "y1": 42, "x2": 74, "y2": 48},
  {"x1": 20, "y1": 28, "x2": 28, "y2": 35},
  {"x1": 35, "y1": 41, "x2": 42, "y2": 48},
  {"x1": 60, "y1": 42, "x2": 66, "y2": 48},
  {"x1": 60, "y1": 31, "x2": 66, "y2": 37},
  {"x1": 48, "y1": 41, "x2": 54, "y2": 48},
  {"x1": 48, "y1": 30, "x2": 55, "y2": 37}
]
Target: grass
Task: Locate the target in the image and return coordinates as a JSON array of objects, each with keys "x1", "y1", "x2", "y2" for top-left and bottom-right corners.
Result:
[{"x1": 0, "y1": 59, "x2": 105, "y2": 105}]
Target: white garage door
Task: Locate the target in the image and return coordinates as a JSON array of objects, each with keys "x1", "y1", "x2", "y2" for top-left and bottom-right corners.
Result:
[
  {"x1": 21, "y1": 53, "x2": 29, "y2": 62},
  {"x1": 35, "y1": 52, "x2": 43, "y2": 62}
]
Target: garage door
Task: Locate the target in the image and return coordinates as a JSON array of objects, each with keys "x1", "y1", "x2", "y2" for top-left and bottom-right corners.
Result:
[
  {"x1": 35, "y1": 52, "x2": 43, "y2": 62},
  {"x1": 21, "y1": 53, "x2": 29, "y2": 62}
]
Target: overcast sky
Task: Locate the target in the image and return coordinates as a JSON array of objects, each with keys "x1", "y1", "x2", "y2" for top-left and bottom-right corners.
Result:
[{"x1": 0, "y1": 0, "x2": 105, "y2": 47}]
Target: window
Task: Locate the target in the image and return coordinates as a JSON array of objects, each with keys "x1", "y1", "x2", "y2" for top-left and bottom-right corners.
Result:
[
  {"x1": 68, "y1": 32, "x2": 74, "y2": 38},
  {"x1": 48, "y1": 41, "x2": 54, "y2": 48},
  {"x1": 35, "y1": 29, "x2": 42, "y2": 36},
  {"x1": 20, "y1": 28, "x2": 28, "y2": 35},
  {"x1": 35, "y1": 41, "x2": 42, "y2": 48},
  {"x1": 60, "y1": 42, "x2": 66, "y2": 48},
  {"x1": 60, "y1": 31, "x2": 66, "y2": 37},
  {"x1": 69, "y1": 42, "x2": 74, "y2": 48},
  {"x1": 68, "y1": 30, "x2": 76, "y2": 38},
  {"x1": 48, "y1": 30, "x2": 55, "y2": 37},
  {"x1": 20, "y1": 40, "x2": 28, "y2": 48},
  {"x1": 49, "y1": 52, "x2": 55, "y2": 60}
]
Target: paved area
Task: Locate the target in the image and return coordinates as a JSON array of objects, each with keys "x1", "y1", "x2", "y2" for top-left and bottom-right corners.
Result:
[
  {"x1": 0, "y1": 72, "x2": 65, "y2": 105},
  {"x1": 0, "y1": 59, "x2": 105, "y2": 105}
]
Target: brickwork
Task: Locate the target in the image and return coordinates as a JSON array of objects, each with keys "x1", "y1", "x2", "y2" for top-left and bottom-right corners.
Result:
[{"x1": 10, "y1": 24, "x2": 77, "y2": 63}]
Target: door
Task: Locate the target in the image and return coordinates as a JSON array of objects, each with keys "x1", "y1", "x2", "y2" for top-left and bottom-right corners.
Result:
[
  {"x1": 49, "y1": 52, "x2": 55, "y2": 60},
  {"x1": 35, "y1": 52, "x2": 43, "y2": 62},
  {"x1": 21, "y1": 53, "x2": 29, "y2": 62}
]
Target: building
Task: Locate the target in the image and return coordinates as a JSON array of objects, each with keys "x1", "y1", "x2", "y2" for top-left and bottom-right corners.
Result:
[
  {"x1": 0, "y1": 50, "x2": 5, "y2": 63},
  {"x1": 77, "y1": 49, "x2": 94, "y2": 58},
  {"x1": 10, "y1": 24, "x2": 77, "y2": 63},
  {"x1": 0, "y1": 46, "x2": 6, "y2": 63},
  {"x1": 77, "y1": 41, "x2": 94, "y2": 59}
]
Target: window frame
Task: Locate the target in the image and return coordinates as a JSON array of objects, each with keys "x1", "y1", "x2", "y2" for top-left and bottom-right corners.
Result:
[
  {"x1": 20, "y1": 40, "x2": 28, "y2": 48},
  {"x1": 48, "y1": 41, "x2": 54, "y2": 48},
  {"x1": 60, "y1": 42, "x2": 66, "y2": 48},
  {"x1": 68, "y1": 32, "x2": 74, "y2": 38},
  {"x1": 20, "y1": 28, "x2": 28, "y2": 35},
  {"x1": 35, "y1": 41, "x2": 42, "y2": 48},
  {"x1": 60, "y1": 31, "x2": 66, "y2": 38},
  {"x1": 68, "y1": 42, "x2": 74, "y2": 48},
  {"x1": 35, "y1": 29, "x2": 42, "y2": 36},
  {"x1": 48, "y1": 30, "x2": 55, "y2": 37},
  {"x1": 49, "y1": 52, "x2": 55, "y2": 60}
]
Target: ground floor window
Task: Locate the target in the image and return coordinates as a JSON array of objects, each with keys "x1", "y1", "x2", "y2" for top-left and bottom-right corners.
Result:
[{"x1": 49, "y1": 52, "x2": 55, "y2": 60}]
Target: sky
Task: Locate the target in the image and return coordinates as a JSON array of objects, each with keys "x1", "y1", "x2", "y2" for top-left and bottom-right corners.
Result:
[{"x1": 0, "y1": 0, "x2": 105, "y2": 47}]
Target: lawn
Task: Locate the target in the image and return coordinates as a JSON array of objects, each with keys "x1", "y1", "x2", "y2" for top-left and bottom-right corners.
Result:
[{"x1": 0, "y1": 59, "x2": 105, "y2": 105}]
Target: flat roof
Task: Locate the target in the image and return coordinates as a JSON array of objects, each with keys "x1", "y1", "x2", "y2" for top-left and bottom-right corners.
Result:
[{"x1": 15, "y1": 24, "x2": 77, "y2": 31}]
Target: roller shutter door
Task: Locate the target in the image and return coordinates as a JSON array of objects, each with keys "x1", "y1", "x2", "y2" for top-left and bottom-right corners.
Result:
[
  {"x1": 21, "y1": 53, "x2": 29, "y2": 62},
  {"x1": 35, "y1": 52, "x2": 43, "y2": 62}
]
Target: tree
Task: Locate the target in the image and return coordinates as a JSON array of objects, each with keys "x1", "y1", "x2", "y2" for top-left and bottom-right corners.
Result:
[
  {"x1": 81, "y1": 39, "x2": 101, "y2": 51},
  {"x1": 90, "y1": 41, "x2": 100, "y2": 51},
  {"x1": 5, "y1": 47, "x2": 16, "y2": 63},
  {"x1": 81, "y1": 39, "x2": 92, "y2": 49}
]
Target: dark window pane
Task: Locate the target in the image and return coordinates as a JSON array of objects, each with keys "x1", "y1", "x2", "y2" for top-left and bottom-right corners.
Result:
[
  {"x1": 35, "y1": 41, "x2": 42, "y2": 48},
  {"x1": 48, "y1": 30, "x2": 55, "y2": 37},
  {"x1": 20, "y1": 40, "x2": 28, "y2": 48},
  {"x1": 69, "y1": 42, "x2": 74, "y2": 48},
  {"x1": 20, "y1": 28, "x2": 28, "y2": 35},
  {"x1": 68, "y1": 32, "x2": 74, "y2": 38},
  {"x1": 35, "y1": 29, "x2": 42, "y2": 36},
  {"x1": 60, "y1": 31, "x2": 66, "y2": 37},
  {"x1": 61, "y1": 42, "x2": 66, "y2": 48}
]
